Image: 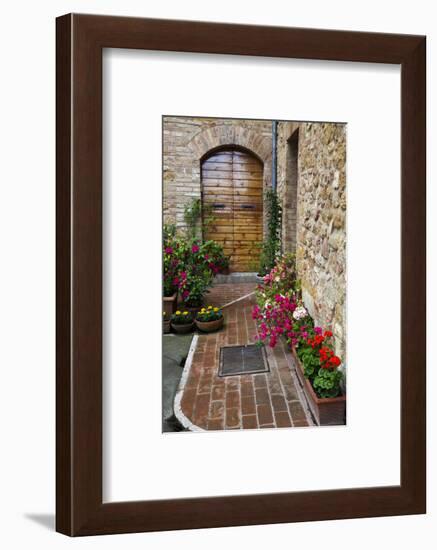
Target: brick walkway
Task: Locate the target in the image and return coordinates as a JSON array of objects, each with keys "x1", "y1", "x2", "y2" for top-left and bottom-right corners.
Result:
[
  {"x1": 176, "y1": 290, "x2": 312, "y2": 431},
  {"x1": 204, "y1": 282, "x2": 256, "y2": 308}
]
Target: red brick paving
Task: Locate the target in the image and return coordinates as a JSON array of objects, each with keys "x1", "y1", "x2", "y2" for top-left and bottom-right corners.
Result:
[
  {"x1": 205, "y1": 282, "x2": 256, "y2": 308},
  {"x1": 178, "y1": 287, "x2": 313, "y2": 431}
]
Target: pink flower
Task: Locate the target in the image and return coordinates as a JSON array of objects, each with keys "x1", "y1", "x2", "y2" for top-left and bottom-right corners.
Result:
[
  {"x1": 252, "y1": 305, "x2": 261, "y2": 320},
  {"x1": 191, "y1": 244, "x2": 199, "y2": 253},
  {"x1": 165, "y1": 247, "x2": 173, "y2": 254},
  {"x1": 314, "y1": 326, "x2": 322, "y2": 335}
]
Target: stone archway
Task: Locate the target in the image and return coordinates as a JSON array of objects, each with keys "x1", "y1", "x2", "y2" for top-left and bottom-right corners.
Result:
[{"x1": 188, "y1": 124, "x2": 272, "y2": 187}]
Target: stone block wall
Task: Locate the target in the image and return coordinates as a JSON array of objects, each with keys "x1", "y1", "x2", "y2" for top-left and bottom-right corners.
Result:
[{"x1": 277, "y1": 122, "x2": 347, "y2": 360}]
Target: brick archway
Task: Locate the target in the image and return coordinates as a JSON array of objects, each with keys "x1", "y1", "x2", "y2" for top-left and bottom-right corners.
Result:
[{"x1": 188, "y1": 124, "x2": 272, "y2": 186}]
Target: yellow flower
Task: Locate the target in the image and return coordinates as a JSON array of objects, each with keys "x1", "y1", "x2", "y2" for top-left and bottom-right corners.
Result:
[
  {"x1": 201, "y1": 308, "x2": 206, "y2": 312},
  {"x1": 183, "y1": 311, "x2": 188, "y2": 315},
  {"x1": 175, "y1": 310, "x2": 181, "y2": 315},
  {"x1": 213, "y1": 307, "x2": 219, "y2": 312},
  {"x1": 207, "y1": 305, "x2": 212, "y2": 310}
]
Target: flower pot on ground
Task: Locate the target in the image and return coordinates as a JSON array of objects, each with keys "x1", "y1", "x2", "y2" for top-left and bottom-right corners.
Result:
[
  {"x1": 170, "y1": 310, "x2": 194, "y2": 334},
  {"x1": 291, "y1": 347, "x2": 346, "y2": 426},
  {"x1": 163, "y1": 292, "x2": 177, "y2": 318},
  {"x1": 195, "y1": 306, "x2": 224, "y2": 332},
  {"x1": 163, "y1": 312, "x2": 171, "y2": 334}
]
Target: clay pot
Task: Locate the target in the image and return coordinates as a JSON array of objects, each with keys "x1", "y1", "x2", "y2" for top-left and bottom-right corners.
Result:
[
  {"x1": 195, "y1": 316, "x2": 224, "y2": 333},
  {"x1": 170, "y1": 321, "x2": 194, "y2": 335},
  {"x1": 290, "y1": 347, "x2": 346, "y2": 426},
  {"x1": 163, "y1": 292, "x2": 177, "y2": 317}
]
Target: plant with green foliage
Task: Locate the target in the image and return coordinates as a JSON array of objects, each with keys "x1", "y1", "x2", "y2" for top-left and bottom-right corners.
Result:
[
  {"x1": 183, "y1": 198, "x2": 215, "y2": 239},
  {"x1": 258, "y1": 189, "x2": 282, "y2": 276},
  {"x1": 201, "y1": 239, "x2": 230, "y2": 272},
  {"x1": 196, "y1": 305, "x2": 223, "y2": 322},
  {"x1": 313, "y1": 368, "x2": 344, "y2": 399},
  {"x1": 183, "y1": 198, "x2": 202, "y2": 239},
  {"x1": 171, "y1": 310, "x2": 194, "y2": 325}
]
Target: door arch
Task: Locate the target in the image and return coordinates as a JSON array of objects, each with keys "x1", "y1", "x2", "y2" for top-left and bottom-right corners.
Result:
[{"x1": 201, "y1": 147, "x2": 263, "y2": 272}]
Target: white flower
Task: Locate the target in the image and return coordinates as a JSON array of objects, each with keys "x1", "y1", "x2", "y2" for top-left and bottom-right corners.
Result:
[
  {"x1": 293, "y1": 306, "x2": 308, "y2": 320},
  {"x1": 275, "y1": 276, "x2": 280, "y2": 282}
]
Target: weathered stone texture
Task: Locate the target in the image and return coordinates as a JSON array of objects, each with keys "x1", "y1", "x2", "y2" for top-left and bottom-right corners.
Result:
[{"x1": 288, "y1": 122, "x2": 347, "y2": 361}]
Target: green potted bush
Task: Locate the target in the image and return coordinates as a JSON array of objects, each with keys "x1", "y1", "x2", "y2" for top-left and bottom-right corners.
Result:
[
  {"x1": 195, "y1": 306, "x2": 224, "y2": 332},
  {"x1": 170, "y1": 310, "x2": 194, "y2": 334}
]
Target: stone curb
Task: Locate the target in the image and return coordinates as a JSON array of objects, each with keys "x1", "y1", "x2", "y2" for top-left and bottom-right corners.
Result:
[{"x1": 173, "y1": 334, "x2": 205, "y2": 432}]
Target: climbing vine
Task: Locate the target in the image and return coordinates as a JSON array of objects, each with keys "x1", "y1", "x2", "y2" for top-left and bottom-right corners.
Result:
[
  {"x1": 183, "y1": 197, "x2": 215, "y2": 239},
  {"x1": 258, "y1": 189, "x2": 282, "y2": 276}
]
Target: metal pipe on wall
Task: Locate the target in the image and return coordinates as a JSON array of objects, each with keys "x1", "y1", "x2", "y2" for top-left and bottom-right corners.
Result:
[{"x1": 272, "y1": 120, "x2": 278, "y2": 191}]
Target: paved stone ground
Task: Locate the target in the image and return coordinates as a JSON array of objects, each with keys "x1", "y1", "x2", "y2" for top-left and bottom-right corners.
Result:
[
  {"x1": 178, "y1": 292, "x2": 312, "y2": 431},
  {"x1": 162, "y1": 334, "x2": 193, "y2": 432}
]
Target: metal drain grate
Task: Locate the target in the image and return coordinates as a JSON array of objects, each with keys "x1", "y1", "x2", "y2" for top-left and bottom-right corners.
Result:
[{"x1": 218, "y1": 344, "x2": 269, "y2": 377}]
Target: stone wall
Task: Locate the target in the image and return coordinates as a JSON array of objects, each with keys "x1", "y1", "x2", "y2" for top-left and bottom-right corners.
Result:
[
  {"x1": 277, "y1": 122, "x2": 347, "y2": 360},
  {"x1": 163, "y1": 116, "x2": 273, "y2": 233}
]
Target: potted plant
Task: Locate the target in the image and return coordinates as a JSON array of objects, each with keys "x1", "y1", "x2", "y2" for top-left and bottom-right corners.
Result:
[
  {"x1": 201, "y1": 239, "x2": 230, "y2": 275},
  {"x1": 170, "y1": 310, "x2": 194, "y2": 334},
  {"x1": 292, "y1": 329, "x2": 345, "y2": 426},
  {"x1": 195, "y1": 306, "x2": 224, "y2": 332},
  {"x1": 163, "y1": 225, "x2": 179, "y2": 316},
  {"x1": 163, "y1": 311, "x2": 171, "y2": 334}
]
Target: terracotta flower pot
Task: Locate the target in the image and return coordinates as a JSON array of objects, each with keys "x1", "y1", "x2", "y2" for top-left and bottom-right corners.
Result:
[
  {"x1": 163, "y1": 292, "x2": 177, "y2": 317},
  {"x1": 195, "y1": 316, "x2": 224, "y2": 333},
  {"x1": 171, "y1": 321, "x2": 194, "y2": 334},
  {"x1": 291, "y1": 347, "x2": 346, "y2": 426},
  {"x1": 163, "y1": 319, "x2": 171, "y2": 334}
]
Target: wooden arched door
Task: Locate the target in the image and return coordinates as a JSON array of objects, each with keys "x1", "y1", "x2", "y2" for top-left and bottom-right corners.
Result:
[{"x1": 201, "y1": 148, "x2": 263, "y2": 272}]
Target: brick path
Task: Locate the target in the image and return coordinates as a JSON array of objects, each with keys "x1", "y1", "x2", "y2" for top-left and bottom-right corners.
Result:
[
  {"x1": 204, "y1": 282, "x2": 256, "y2": 308},
  {"x1": 176, "y1": 290, "x2": 312, "y2": 431}
]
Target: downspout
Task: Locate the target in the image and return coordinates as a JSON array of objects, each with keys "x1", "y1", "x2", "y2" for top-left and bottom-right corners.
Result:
[
  {"x1": 272, "y1": 120, "x2": 277, "y2": 191},
  {"x1": 271, "y1": 120, "x2": 282, "y2": 253}
]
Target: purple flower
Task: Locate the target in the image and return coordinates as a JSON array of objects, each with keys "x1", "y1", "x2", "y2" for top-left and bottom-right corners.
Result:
[
  {"x1": 191, "y1": 244, "x2": 199, "y2": 253},
  {"x1": 314, "y1": 326, "x2": 323, "y2": 335},
  {"x1": 165, "y1": 246, "x2": 173, "y2": 254}
]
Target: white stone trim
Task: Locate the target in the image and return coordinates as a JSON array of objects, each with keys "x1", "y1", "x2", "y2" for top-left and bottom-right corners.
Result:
[
  {"x1": 173, "y1": 334, "x2": 205, "y2": 432},
  {"x1": 221, "y1": 291, "x2": 255, "y2": 310}
]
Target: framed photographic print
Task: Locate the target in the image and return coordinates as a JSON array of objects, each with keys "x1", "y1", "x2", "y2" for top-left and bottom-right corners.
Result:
[{"x1": 56, "y1": 14, "x2": 426, "y2": 536}]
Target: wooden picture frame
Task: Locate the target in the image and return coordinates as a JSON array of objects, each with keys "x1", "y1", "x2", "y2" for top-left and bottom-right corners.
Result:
[{"x1": 56, "y1": 14, "x2": 426, "y2": 536}]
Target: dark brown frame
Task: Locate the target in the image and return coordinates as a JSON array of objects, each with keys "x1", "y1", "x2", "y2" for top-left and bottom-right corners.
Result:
[{"x1": 56, "y1": 14, "x2": 426, "y2": 536}]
